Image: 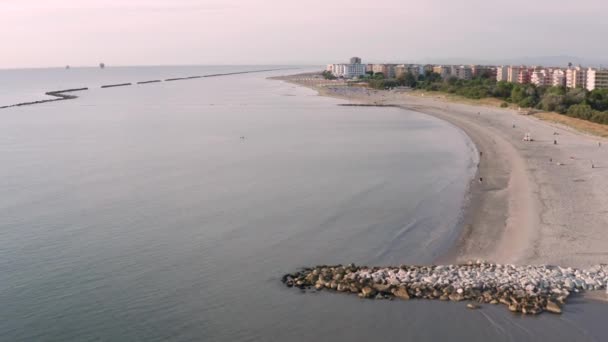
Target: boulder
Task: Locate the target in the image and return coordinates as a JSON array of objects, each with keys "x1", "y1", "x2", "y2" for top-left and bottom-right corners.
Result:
[
  {"x1": 393, "y1": 287, "x2": 410, "y2": 300},
  {"x1": 546, "y1": 300, "x2": 562, "y2": 314},
  {"x1": 360, "y1": 286, "x2": 376, "y2": 298},
  {"x1": 449, "y1": 293, "x2": 464, "y2": 302},
  {"x1": 373, "y1": 283, "x2": 392, "y2": 293}
]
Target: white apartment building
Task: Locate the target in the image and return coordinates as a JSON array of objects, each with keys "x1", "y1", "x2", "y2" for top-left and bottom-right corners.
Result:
[
  {"x1": 552, "y1": 69, "x2": 566, "y2": 87},
  {"x1": 329, "y1": 57, "x2": 367, "y2": 79},
  {"x1": 531, "y1": 70, "x2": 552, "y2": 86},
  {"x1": 345, "y1": 63, "x2": 366, "y2": 78},
  {"x1": 566, "y1": 67, "x2": 587, "y2": 89},
  {"x1": 496, "y1": 66, "x2": 508, "y2": 82},
  {"x1": 587, "y1": 68, "x2": 608, "y2": 91},
  {"x1": 507, "y1": 66, "x2": 522, "y2": 83}
]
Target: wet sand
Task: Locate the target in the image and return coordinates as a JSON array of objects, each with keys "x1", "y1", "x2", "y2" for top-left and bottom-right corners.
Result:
[{"x1": 275, "y1": 74, "x2": 608, "y2": 269}]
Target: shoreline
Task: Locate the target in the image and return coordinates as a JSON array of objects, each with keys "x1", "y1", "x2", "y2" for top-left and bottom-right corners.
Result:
[{"x1": 273, "y1": 73, "x2": 608, "y2": 270}]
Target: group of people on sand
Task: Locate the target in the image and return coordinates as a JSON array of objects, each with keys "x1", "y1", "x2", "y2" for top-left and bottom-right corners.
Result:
[{"x1": 473, "y1": 110, "x2": 604, "y2": 185}]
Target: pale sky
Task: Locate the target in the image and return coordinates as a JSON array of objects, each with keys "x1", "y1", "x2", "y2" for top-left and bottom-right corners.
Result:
[{"x1": 1, "y1": 0, "x2": 607, "y2": 68}]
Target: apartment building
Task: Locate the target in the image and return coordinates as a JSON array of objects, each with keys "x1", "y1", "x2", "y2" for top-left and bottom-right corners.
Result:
[
  {"x1": 433, "y1": 65, "x2": 451, "y2": 79},
  {"x1": 496, "y1": 66, "x2": 508, "y2": 82},
  {"x1": 587, "y1": 68, "x2": 608, "y2": 91},
  {"x1": 552, "y1": 69, "x2": 566, "y2": 87},
  {"x1": 566, "y1": 67, "x2": 587, "y2": 89},
  {"x1": 455, "y1": 66, "x2": 473, "y2": 80},
  {"x1": 329, "y1": 57, "x2": 367, "y2": 78},
  {"x1": 371, "y1": 64, "x2": 396, "y2": 78},
  {"x1": 531, "y1": 70, "x2": 552, "y2": 86}
]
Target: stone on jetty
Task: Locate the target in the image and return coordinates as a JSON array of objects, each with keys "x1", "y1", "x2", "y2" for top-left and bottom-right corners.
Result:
[
  {"x1": 545, "y1": 300, "x2": 562, "y2": 314},
  {"x1": 281, "y1": 262, "x2": 608, "y2": 316},
  {"x1": 392, "y1": 287, "x2": 410, "y2": 300}
]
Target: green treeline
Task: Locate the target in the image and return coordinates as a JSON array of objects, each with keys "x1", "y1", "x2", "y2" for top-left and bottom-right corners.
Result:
[{"x1": 363, "y1": 72, "x2": 608, "y2": 125}]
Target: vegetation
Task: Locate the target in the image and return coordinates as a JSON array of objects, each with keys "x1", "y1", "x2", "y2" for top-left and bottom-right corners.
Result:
[
  {"x1": 321, "y1": 70, "x2": 336, "y2": 80},
  {"x1": 362, "y1": 71, "x2": 608, "y2": 125}
]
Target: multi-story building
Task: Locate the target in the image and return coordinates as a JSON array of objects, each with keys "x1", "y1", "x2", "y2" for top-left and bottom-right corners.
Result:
[
  {"x1": 517, "y1": 68, "x2": 531, "y2": 84},
  {"x1": 329, "y1": 57, "x2": 367, "y2": 78},
  {"x1": 433, "y1": 65, "x2": 451, "y2": 79},
  {"x1": 496, "y1": 66, "x2": 508, "y2": 82},
  {"x1": 566, "y1": 67, "x2": 587, "y2": 89},
  {"x1": 471, "y1": 65, "x2": 495, "y2": 78},
  {"x1": 507, "y1": 66, "x2": 522, "y2": 83},
  {"x1": 552, "y1": 69, "x2": 566, "y2": 87},
  {"x1": 394, "y1": 64, "x2": 421, "y2": 79},
  {"x1": 531, "y1": 70, "x2": 552, "y2": 86},
  {"x1": 343, "y1": 64, "x2": 366, "y2": 78},
  {"x1": 587, "y1": 68, "x2": 608, "y2": 91},
  {"x1": 455, "y1": 66, "x2": 473, "y2": 80},
  {"x1": 394, "y1": 65, "x2": 407, "y2": 78},
  {"x1": 372, "y1": 64, "x2": 387, "y2": 77}
]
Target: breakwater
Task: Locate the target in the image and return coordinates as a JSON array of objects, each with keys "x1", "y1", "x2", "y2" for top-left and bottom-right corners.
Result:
[
  {"x1": 100, "y1": 83, "x2": 132, "y2": 88},
  {"x1": 282, "y1": 262, "x2": 608, "y2": 315},
  {"x1": 0, "y1": 68, "x2": 295, "y2": 110},
  {"x1": 337, "y1": 104, "x2": 397, "y2": 107},
  {"x1": 0, "y1": 88, "x2": 89, "y2": 109}
]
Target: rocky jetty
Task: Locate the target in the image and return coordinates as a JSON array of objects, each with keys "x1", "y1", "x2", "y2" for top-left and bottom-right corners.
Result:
[
  {"x1": 0, "y1": 88, "x2": 88, "y2": 109},
  {"x1": 282, "y1": 261, "x2": 608, "y2": 315},
  {"x1": 100, "y1": 83, "x2": 132, "y2": 88},
  {"x1": 1, "y1": 68, "x2": 295, "y2": 110}
]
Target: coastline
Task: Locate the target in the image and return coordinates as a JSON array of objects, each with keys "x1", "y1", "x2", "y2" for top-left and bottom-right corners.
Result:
[{"x1": 273, "y1": 73, "x2": 608, "y2": 269}]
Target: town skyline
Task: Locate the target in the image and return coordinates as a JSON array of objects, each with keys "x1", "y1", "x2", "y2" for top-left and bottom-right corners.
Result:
[{"x1": 326, "y1": 57, "x2": 608, "y2": 92}]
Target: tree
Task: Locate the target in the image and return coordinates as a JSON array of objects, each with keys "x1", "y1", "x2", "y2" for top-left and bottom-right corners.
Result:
[
  {"x1": 493, "y1": 81, "x2": 514, "y2": 99},
  {"x1": 540, "y1": 93, "x2": 566, "y2": 113},
  {"x1": 567, "y1": 104, "x2": 594, "y2": 120},
  {"x1": 424, "y1": 71, "x2": 442, "y2": 83},
  {"x1": 587, "y1": 89, "x2": 608, "y2": 111},
  {"x1": 373, "y1": 72, "x2": 385, "y2": 80},
  {"x1": 397, "y1": 72, "x2": 417, "y2": 87},
  {"x1": 446, "y1": 76, "x2": 458, "y2": 86},
  {"x1": 321, "y1": 70, "x2": 336, "y2": 80},
  {"x1": 564, "y1": 88, "x2": 587, "y2": 107}
]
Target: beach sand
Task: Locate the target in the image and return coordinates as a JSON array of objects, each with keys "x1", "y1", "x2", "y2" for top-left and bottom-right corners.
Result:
[{"x1": 274, "y1": 73, "x2": 608, "y2": 269}]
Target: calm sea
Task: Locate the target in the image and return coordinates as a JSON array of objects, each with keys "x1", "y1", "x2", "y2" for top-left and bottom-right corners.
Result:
[{"x1": 0, "y1": 66, "x2": 606, "y2": 341}]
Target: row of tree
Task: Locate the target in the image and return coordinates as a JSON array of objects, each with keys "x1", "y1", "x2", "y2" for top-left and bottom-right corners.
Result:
[{"x1": 363, "y1": 71, "x2": 608, "y2": 125}]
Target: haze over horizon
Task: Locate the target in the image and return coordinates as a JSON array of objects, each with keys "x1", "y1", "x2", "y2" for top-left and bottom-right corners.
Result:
[{"x1": 2, "y1": 0, "x2": 607, "y2": 69}]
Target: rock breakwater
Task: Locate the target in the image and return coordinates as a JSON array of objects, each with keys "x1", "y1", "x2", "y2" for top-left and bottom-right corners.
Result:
[
  {"x1": 1, "y1": 68, "x2": 296, "y2": 110},
  {"x1": 0, "y1": 88, "x2": 88, "y2": 109},
  {"x1": 282, "y1": 262, "x2": 607, "y2": 315}
]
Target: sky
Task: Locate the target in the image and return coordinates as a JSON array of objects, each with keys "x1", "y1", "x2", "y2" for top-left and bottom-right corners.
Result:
[{"x1": 1, "y1": 0, "x2": 607, "y2": 68}]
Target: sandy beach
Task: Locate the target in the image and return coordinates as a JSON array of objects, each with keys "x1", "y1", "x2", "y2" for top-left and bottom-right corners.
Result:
[{"x1": 275, "y1": 73, "x2": 608, "y2": 271}]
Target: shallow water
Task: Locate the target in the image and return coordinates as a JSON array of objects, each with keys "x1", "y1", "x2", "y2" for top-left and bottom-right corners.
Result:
[{"x1": 1, "y1": 67, "x2": 607, "y2": 341}]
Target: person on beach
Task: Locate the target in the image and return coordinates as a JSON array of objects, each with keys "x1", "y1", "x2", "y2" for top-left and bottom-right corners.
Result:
[{"x1": 554, "y1": 140, "x2": 557, "y2": 145}]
